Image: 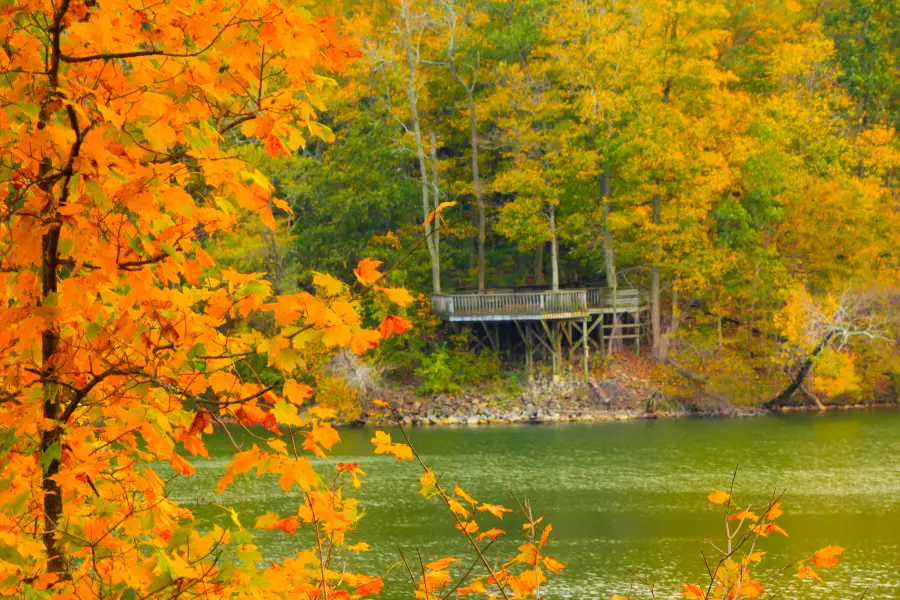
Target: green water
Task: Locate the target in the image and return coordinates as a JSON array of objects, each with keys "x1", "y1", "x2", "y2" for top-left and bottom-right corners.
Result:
[{"x1": 170, "y1": 410, "x2": 900, "y2": 599}]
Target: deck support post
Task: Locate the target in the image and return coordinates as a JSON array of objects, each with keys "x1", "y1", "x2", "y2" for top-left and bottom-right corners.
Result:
[
  {"x1": 526, "y1": 323, "x2": 534, "y2": 383},
  {"x1": 553, "y1": 321, "x2": 563, "y2": 383},
  {"x1": 583, "y1": 316, "x2": 589, "y2": 381},
  {"x1": 562, "y1": 321, "x2": 574, "y2": 377},
  {"x1": 635, "y1": 311, "x2": 641, "y2": 356},
  {"x1": 540, "y1": 319, "x2": 562, "y2": 383}
]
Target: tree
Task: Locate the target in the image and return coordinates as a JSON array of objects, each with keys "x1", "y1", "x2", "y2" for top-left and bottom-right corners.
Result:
[
  {"x1": 0, "y1": 0, "x2": 411, "y2": 596},
  {"x1": 440, "y1": 0, "x2": 488, "y2": 291},
  {"x1": 358, "y1": 0, "x2": 444, "y2": 293}
]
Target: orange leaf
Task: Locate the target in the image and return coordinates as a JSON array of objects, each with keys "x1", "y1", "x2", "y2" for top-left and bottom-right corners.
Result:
[
  {"x1": 354, "y1": 257, "x2": 383, "y2": 285},
  {"x1": 764, "y1": 502, "x2": 784, "y2": 520},
  {"x1": 797, "y1": 563, "x2": 823, "y2": 582},
  {"x1": 741, "y1": 580, "x2": 765, "y2": 598},
  {"x1": 477, "y1": 503, "x2": 513, "y2": 519},
  {"x1": 729, "y1": 510, "x2": 758, "y2": 522},
  {"x1": 170, "y1": 453, "x2": 195, "y2": 477},
  {"x1": 350, "y1": 329, "x2": 381, "y2": 355},
  {"x1": 681, "y1": 583, "x2": 705, "y2": 599},
  {"x1": 813, "y1": 545, "x2": 844, "y2": 568},
  {"x1": 379, "y1": 315, "x2": 412, "y2": 339},
  {"x1": 477, "y1": 528, "x2": 505, "y2": 541}
]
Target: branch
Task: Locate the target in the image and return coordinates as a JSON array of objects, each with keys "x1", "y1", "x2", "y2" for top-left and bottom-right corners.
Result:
[{"x1": 60, "y1": 2, "x2": 248, "y2": 64}]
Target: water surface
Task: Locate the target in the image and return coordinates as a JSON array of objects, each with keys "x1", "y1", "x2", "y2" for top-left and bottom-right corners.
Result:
[{"x1": 171, "y1": 409, "x2": 900, "y2": 599}]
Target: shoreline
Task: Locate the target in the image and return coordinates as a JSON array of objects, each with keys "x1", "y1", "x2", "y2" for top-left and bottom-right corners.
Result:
[{"x1": 353, "y1": 390, "x2": 898, "y2": 427}]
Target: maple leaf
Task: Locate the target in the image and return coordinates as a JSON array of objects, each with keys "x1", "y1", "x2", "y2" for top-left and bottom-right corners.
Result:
[
  {"x1": 312, "y1": 271, "x2": 346, "y2": 295},
  {"x1": 539, "y1": 523, "x2": 553, "y2": 547},
  {"x1": 813, "y1": 545, "x2": 844, "y2": 568},
  {"x1": 170, "y1": 453, "x2": 195, "y2": 477},
  {"x1": 264, "y1": 133, "x2": 289, "y2": 158},
  {"x1": 283, "y1": 379, "x2": 313, "y2": 405},
  {"x1": 419, "y1": 470, "x2": 438, "y2": 497},
  {"x1": 477, "y1": 503, "x2": 513, "y2": 519},
  {"x1": 353, "y1": 257, "x2": 383, "y2": 285},
  {"x1": 372, "y1": 399, "x2": 390, "y2": 408},
  {"x1": 681, "y1": 583, "x2": 706, "y2": 599},
  {"x1": 707, "y1": 490, "x2": 731, "y2": 505},
  {"x1": 350, "y1": 329, "x2": 382, "y2": 355},
  {"x1": 750, "y1": 522, "x2": 789, "y2": 537},
  {"x1": 448, "y1": 499, "x2": 471, "y2": 519},
  {"x1": 424, "y1": 200, "x2": 457, "y2": 227},
  {"x1": 454, "y1": 484, "x2": 477, "y2": 505},
  {"x1": 729, "y1": 510, "x2": 758, "y2": 522},
  {"x1": 543, "y1": 556, "x2": 565, "y2": 573},
  {"x1": 797, "y1": 563, "x2": 823, "y2": 582},
  {"x1": 347, "y1": 542, "x2": 370, "y2": 552},
  {"x1": 741, "y1": 580, "x2": 765, "y2": 598},
  {"x1": 455, "y1": 520, "x2": 478, "y2": 534},
  {"x1": 764, "y1": 502, "x2": 784, "y2": 520},
  {"x1": 477, "y1": 528, "x2": 505, "y2": 541},
  {"x1": 354, "y1": 576, "x2": 384, "y2": 596},
  {"x1": 187, "y1": 411, "x2": 211, "y2": 436},
  {"x1": 379, "y1": 315, "x2": 412, "y2": 339},
  {"x1": 376, "y1": 286, "x2": 416, "y2": 307}
]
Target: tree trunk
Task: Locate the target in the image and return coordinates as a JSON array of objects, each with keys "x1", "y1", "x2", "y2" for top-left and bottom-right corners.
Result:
[
  {"x1": 466, "y1": 91, "x2": 485, "y2": 292},
  {"x1": 763, "y1": 330, "x2": 835, "y2": 409},
  {"x1": 670, "y1": 281, "x2": 679, "y2": 360},
  {"x1": 37, "y1": 40, "x2": 67, "y2": 571},
  {"x1": 534, "y1": 244, "x2": 544, "y2": 285},
  {"x1": 717, "y1": 314, "x2": 723, "y2": 351},
  {"x1": 651, "y1": 195, "x2": 662, "y2": 360},
  {"x1": 600, "y1": 169, "x2": 616, "y2": 289},
  {"x1": 429, "y1": 129, "x2": 441, "y2": 286},
  {"x1": 549, "y1": 204, "x2": 559, "y2": 291},
  {"x1": 41, "y1": 225, "x2": 65, "y2": 575},
  {"x1": 400, "y1": 0, "x2": 440, "y2": 293}
]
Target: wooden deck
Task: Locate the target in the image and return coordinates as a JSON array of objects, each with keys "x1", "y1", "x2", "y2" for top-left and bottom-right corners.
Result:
[{"x1": 431, "y1": 288, "x2": 644, "y2": 322}]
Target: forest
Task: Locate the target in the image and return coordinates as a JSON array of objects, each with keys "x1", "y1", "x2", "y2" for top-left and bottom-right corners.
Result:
[
  {"x1": 236, "y1": 0, "x2": 900, "y2": 410},
  {"x1": 0, "y1": 0, "x2": 897, "y2": 598}
]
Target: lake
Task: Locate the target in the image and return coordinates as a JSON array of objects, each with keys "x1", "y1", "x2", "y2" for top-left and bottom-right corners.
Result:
[{"x1": 170, "y1": 409, "x2": 900, "y2": 599}]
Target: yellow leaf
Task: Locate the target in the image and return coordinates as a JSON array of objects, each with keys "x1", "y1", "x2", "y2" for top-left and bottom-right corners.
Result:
[
  {"x1": 347, "y1": 542, "x2": 370, "y2": 552},
  {"x1": 312, "y1": 271, "x2": 345, "y2": 296},
  {"x1": 477, "y1": 503, "x2": 512, "y2": 519},
  {"x1": 707, "y1": 490, "x2": 731, "y2": 505},
  {"x1": 377, "y1": 286, "x2": 416, "y2": 307}
]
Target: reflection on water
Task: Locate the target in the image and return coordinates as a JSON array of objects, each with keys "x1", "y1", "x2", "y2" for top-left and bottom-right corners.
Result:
[{"x1": 168, "y1": 409, "x2": 900, "y2": 599}]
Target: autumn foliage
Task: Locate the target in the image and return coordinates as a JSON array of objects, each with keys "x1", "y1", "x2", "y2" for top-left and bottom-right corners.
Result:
[
  {"x1": 0, "y1": 0, "x2": 409, "y2": 595},
  {"x1": 0, "y1": 0, "x2": 860, "y2": 597},
  {"x1": 669, "y1": 487, "x2": 844, "y2": 600}
]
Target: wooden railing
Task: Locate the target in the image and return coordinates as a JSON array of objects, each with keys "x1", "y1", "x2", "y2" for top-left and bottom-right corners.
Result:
[
  {"x1": 587, "y1": 287, "x2": 641, "y2": 310},
  {"x1": 432, "y1": 290, "x2": 588, "y2": 321},
  {"x1": 432, "y1": 287, "x2": 644, "y2": 321}
]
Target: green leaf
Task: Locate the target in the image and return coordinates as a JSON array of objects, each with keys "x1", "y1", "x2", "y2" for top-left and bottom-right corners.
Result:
[
  {"x1": 19, "y1": 103, "x2": 40, "y2": 118},
  {"x1": 39, "y1": 441, "x2": 61, "y2": 474},
  {"x1": 85, "y1": 322, "x2": 102, "y2": 340}
]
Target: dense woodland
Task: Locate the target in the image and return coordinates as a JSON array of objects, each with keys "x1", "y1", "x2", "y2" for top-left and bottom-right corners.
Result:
[
  {"x1": 222, "y1": 0, "x2": 900, "y2": 406},
  {"x1": 0, "y1": 0, "x2": 892, "y2": 597}
]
